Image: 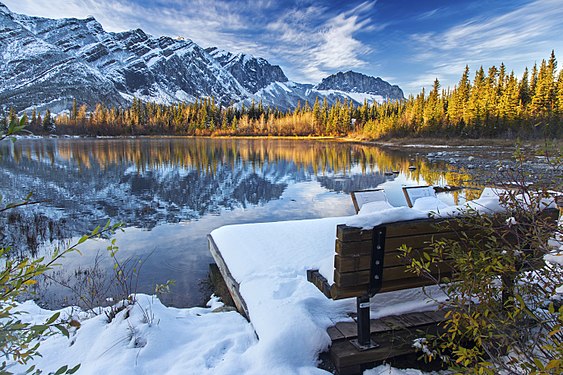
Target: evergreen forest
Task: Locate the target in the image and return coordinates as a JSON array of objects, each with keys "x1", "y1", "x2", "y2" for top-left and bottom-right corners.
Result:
[{"x1": 3, "y1": 51, "x2": 563, "y2": 139}]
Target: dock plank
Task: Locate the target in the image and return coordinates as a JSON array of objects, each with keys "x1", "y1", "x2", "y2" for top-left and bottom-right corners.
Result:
[
  {"x1": 330, "y1": 321, "x2": 443, "y2": 373},
  {"x1": 328, "y1": 311, "x2": 447, "y2": 374},
  {"x1": 207, "y1": 234, "x2": 251, "y2": 321}
]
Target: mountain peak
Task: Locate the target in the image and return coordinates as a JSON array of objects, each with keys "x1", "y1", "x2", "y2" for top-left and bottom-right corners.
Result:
[
  {"x1": 206, "y1": 46, "x2": 288, "y2": 93},
  {"x1": 315, "y1": 71, "x2": 404, "y2": 100},
  {"x1": 0, "y1": 2, "x2": 10, "y2": 12}
]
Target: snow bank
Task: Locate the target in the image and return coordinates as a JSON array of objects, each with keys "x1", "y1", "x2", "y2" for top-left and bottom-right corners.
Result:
[
  {"x1": 10, "y1": 295, "x2": 257, "y2": 375},
  {"x1": 10, "y1": 292, "x2": 444, "y2": 375}
]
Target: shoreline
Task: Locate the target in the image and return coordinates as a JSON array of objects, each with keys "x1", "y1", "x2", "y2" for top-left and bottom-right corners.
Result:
[{"x1": 19, "y1": 132, "x2": 562, "y2": 147}]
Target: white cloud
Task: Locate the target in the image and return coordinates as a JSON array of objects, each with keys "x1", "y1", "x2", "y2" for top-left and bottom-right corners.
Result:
[{"x1": 266, "y1": 1, "x2": 378, "y2": 82}]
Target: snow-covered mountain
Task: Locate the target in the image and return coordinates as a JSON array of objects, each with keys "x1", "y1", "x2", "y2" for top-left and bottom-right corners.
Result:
[
  {"x1": 0, "y1": 3, "x2": 404, "y2": 113},
  {"x1": 314, "y1": 71, "x2": 404, "y2": 105}
]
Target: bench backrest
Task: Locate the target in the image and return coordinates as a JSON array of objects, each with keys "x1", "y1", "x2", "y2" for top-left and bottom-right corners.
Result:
[
  {"x1": 330, "y1": 218, "x2": 458, "y2": 299},
  {"x1": 313, "y1": 208, "x2": 560, "y2": 300}
]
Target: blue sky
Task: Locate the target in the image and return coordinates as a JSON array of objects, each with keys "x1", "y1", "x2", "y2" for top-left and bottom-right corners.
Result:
[{"x1": 3, "y1": 0, "x2": 563, "y2": 95}]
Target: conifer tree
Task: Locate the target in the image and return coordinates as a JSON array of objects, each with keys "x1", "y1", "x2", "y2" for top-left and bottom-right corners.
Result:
[
  {"x1": 42, "y1": 109, "x2": 53, "y2": 132},
  {"x1": 312, "y1": 97, "x2": 321, "y2": 134},
  {"x1": 556, "y1": 70, "x2": 563, "y2": 114},
  {"x1": 466, "y1": 66, "x2": 486, "y2": 134},
  {"x1": 519, "y1": 68, "x2": 531, "y2": 106}
]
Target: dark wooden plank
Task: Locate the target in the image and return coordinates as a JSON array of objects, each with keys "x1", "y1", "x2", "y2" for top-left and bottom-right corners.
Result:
[
  {"x1": 207, "y1": 234, "x2": 251, "y2": 321},
  {"x1": 330, "y1": 321, "x2": 444, "y2": 369},
  {"x1": 380, "y1": 314, "x2": 426, "y2": 330},
  {"x1": 330, "y1": 284, "x2": 369, "y2": 300},
  {"x1": 370, "y1": 319, "x2": 394, "y2": 333},
  {"x1": 384, "y1": 230, "x2": 477, "y2": 252},
  {"x1": 334, "y1": 269, "x2": 371, "y2": 287},
  {"x1": 335, "y1": 239, "x2": 372, "y2": 256},
  {"x1": 376, "y1": 311, "x2": 445, "y2": 331},
  {"x1": 336, "y1": 249, "x2": 454, "y2": 273},
  {"x1": 328, "y1": 326, "x2": 345, "y2": 341},
  {"x1": 379, "y1": 275, "x2": 452, "y2": 293},
  {"x1": 335, "y1": 254, "x2": 371, "y2": 272},
  {"x1": 382, "y1": 219, "x2": 445, "y2": 237},
  {"x1": 381, "y1": 261, "x2": 453, "y2": 283},
  {"x1": 334, "y1": 261, "x2": 452, "y2": 288},
  {"x1": 329, "y1": 276, "x2": 445, "y2": 299},
  {"x1": 384, "y1": 251, "x2": 456, "y2": 268},
  {"x1": 332, "y1": 315, "x2": 432, "y2": 342},
  {"x1": 334, "y1": 322, "x2": 359, "y2": 339},
  {"x1": 331, "y1": 311, "x2": 447, "y2": 342},
  {"x1": 307, "y1": 270, "x2": 333, "y2": 299},
  {"x1": 337, "y1": 218, "x2": 477, "y2": 244},
  {"x1": 422, "y1": 310, "x2": 448, "y2": 322},
  {"x1": 336, "y1": 224, "x2": 373, "y2": 242},
  {"x1": 401, "y1": 311, "x2": 447, "y2": 326}
]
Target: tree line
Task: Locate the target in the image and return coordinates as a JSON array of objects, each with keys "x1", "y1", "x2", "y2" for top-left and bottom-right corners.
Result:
[{"x1": 2, "y1": 51, "x2": 562, "y2": 139}]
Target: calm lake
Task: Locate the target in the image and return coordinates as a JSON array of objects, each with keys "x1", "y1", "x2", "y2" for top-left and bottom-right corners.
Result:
[{"x1": 0, "y1": 137, "x2": 476, "y2": 308}]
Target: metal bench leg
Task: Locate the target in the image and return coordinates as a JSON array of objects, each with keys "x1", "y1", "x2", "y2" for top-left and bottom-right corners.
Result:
[{"x1": 351, "y1": 296, "x2": 379, "y2": 350}]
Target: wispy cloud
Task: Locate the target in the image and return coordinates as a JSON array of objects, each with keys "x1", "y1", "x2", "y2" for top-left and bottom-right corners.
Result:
[
  {"x1": 408, "y1": 0, "x2": 563, "y2": 92},
  {"x1": 266, "y1": 1, "x2": 379, "y2": 82},
  {"x1": 416, "y1": 8, "x2": 439, "y2": 21}
]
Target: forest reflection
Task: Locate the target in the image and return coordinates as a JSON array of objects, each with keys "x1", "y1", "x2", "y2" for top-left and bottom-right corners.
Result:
[{"x1": 4, "y1": 137, "x2": 473, "y2": 190}]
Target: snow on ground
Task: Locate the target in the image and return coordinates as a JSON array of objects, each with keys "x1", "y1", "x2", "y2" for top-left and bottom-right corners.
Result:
[
  {"x1": 7, "y1": 190, "x2": 560, "y2": 374},
  {"x1": 10, "y1": 295, "x2": 257, "y2": 375}
]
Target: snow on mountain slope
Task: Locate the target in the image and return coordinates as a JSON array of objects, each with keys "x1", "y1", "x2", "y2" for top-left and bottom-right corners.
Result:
[
  {"x1": 206, "y1": 47, "x2": 288, "y2": 94},
  {"x1": 0, "y1": 5, "x2": 125, "y2": 113},
  {"x1": 0, "y1": 3, "x2": 247, "y2": 111},
  {"x1": 312, "y1": 89, "x2": 385, "y2": 105}
]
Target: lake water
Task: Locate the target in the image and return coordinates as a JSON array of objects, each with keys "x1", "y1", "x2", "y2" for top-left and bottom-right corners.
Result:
[{"x1": 0, "y1": 137, "x2": 475, "y2": 308}]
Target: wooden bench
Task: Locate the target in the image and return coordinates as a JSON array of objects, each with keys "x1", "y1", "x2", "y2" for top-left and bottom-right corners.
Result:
[{"x1": 307, "y1": 208, "x2": 560, "y2": 355}]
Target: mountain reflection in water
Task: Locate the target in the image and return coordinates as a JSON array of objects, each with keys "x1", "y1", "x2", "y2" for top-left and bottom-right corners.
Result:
[{"x1": 0, "y1": 137, "x2": 474, "y2": 307}]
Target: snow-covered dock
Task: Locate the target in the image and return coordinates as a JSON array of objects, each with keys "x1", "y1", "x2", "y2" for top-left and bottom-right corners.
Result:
[{"x1": 207, "y1": 213, "x2": 452, "y2": 373}]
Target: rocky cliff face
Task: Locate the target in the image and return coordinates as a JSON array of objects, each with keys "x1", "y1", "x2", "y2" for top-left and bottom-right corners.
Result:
[
  {"x1": 206, "y1": 47, "x2": 288, "y2": 93},
  {"x1": 0, "y1": 2, "x2": 404, "y2": 113}
]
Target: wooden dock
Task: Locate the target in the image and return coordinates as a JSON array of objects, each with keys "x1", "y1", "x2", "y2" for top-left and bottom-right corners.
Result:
[
  {"x1": 326, "y1": 310, "x2": 447, "y2": 375},
  {"x1": 208, "y1": 232, "x2": 448, "y2": 374}
]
